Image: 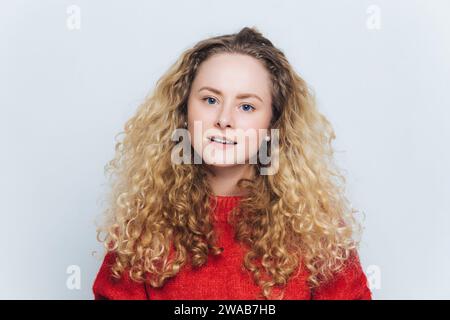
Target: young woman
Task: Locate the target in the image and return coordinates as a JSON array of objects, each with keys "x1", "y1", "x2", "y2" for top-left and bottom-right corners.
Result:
[{"x1": 92, "y1": 26, "x2": 372, "y2": 300}]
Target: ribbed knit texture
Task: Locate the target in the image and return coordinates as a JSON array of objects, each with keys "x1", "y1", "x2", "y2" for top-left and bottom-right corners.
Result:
[{"x1": 93, "y1": 195, "x2": 372, "y2": 300}]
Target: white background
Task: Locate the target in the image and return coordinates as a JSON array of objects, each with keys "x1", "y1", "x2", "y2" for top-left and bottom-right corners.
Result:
[{"x1": 1, "y1": 0, "x2": 449, "y2": 299}]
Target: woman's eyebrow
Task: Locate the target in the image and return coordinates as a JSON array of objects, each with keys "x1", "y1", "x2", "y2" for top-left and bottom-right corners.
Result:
[{"x1": 198, "y1": 86, "x2": 264, "y2": 103}]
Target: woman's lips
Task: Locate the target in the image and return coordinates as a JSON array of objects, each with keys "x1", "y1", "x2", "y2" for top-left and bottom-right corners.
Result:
[
  {"x1": 207, "y1": 139, "x2": 237, "y2": 148},
  {"x1": 207, "y1": 136, "x2": 237, "y2": 144}
]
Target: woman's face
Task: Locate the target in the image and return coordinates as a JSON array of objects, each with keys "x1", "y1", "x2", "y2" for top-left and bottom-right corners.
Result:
[{"x1": 187, "y1": 53, "x2": 273, "y2": 167}]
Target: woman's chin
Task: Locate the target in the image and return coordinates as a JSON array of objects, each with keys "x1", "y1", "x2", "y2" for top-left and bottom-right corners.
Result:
[
  {"x1": 204, "y1": 160, "x2": 238, "y2": 167},
  {"x1": 202, "y1": 156, "x2": 247, "y2": 167}
]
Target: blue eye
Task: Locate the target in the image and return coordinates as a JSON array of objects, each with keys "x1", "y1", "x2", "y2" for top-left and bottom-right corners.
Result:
[
  {"x1": 203, "y1": 97, "x2": 217, "y2": 105},
  {"x1": 240, "y1": 104, "x2": 255, "y2": 112}
]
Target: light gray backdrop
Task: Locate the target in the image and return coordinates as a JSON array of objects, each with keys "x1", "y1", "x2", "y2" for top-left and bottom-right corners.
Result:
[{"x1": 1, "y1": 0, "x2": 449, "y2": 299}]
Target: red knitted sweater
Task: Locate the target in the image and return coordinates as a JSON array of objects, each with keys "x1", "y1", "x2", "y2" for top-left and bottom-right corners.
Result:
[{"x1": 93, "y1": 195, "x2": 372, "y2": 300}]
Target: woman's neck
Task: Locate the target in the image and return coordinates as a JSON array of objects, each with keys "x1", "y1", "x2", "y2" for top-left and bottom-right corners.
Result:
[{"x1": 206, "y1": 164, "x2": 254, "y2": 197}]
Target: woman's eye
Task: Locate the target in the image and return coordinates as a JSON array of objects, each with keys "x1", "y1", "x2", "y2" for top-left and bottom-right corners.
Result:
[
  {"x1": 240, "y1": 104, "x2": 255, "y2": 112},
  {"x1": 203, "y1": 97, "x2": 217, "y2": 105}
]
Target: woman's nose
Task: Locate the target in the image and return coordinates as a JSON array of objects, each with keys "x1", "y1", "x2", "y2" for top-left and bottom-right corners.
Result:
[
  {"x1": 216, "y1": 104, "x2": 234, "y2": 128},
  {"x1": 216, "y1": 117, "x2": 232, "y2": 128}
]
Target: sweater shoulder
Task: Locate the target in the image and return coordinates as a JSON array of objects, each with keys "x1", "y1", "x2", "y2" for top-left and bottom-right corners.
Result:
[
  {"x1": 92, "y1": 252, "x2": 148, "y2": 300},
  {"x1": 311, "y1": 250, "x2": 372, "y2": 300}
]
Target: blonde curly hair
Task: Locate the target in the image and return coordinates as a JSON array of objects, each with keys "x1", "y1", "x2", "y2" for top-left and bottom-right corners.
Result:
[{"x1": 96, "y1": 26, "x2": 364, "y2": 300}]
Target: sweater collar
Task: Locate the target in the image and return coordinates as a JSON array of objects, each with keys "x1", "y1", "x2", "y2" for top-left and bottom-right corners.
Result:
[{"x1": 209, "y1": 195, "x2": 242, "y2": 223}]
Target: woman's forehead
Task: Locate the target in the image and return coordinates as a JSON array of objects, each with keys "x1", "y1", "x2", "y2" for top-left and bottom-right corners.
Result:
[{"x1": 193, "y1": 53, "x2": 272, "y2": 101}]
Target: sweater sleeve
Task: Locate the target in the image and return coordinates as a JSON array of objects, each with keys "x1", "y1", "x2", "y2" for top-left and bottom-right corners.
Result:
[
  {"x1": 92, "y1": 252, "x2": 148, "y2": 300},
  {"x1": 311, "y1": 250, "x2": 372, "y2": 300}
]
